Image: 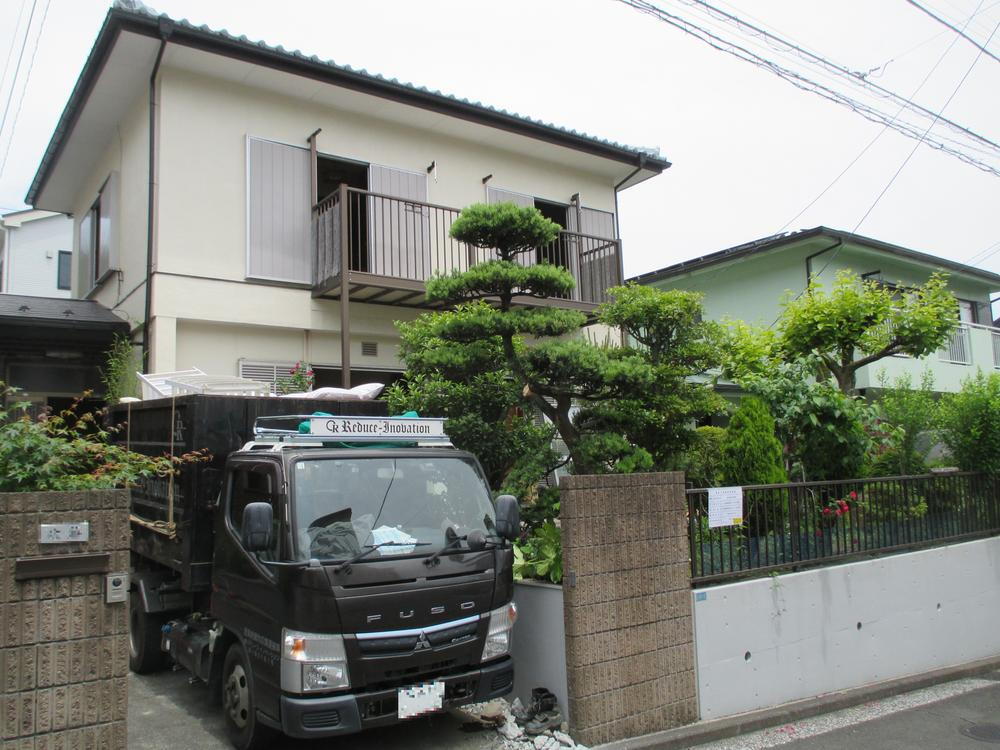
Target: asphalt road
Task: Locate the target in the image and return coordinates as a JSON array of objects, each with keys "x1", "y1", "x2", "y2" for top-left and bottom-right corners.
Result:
[{"x1": 127, "y1": 669, "x2": 501, "y2": 750}]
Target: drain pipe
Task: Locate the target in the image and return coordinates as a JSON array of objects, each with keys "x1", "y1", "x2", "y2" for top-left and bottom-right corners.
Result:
[{"x1": 141, "y1": 24, "x2": 171, "y2": 371}]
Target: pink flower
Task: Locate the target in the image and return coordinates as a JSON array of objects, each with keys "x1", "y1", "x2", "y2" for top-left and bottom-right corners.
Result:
[
  {"x1": 822, "y1": 507, "x2": 832, "y2": 516},
  {"x1": 849, "y1": 491, "x2": 858, "y2": 500}
]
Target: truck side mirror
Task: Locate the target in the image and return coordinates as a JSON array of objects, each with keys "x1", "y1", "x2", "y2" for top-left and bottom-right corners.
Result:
[
  {"x1": 241, "y1": 502, "x2": 274, "y2": 552},
  {"x1": 494, "y1": 495, "x2": 520, "y2": 541}
]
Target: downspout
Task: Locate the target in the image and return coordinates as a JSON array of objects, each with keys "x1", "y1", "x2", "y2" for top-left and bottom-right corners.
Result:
[
  {"x1": 803, "y1": 239, "x2": 843, "y2": 291},
  {"x1": 612, "y1": 156, "x2": 644, "y2": 345},
  {"x1": 142, "y1": 25, "x2": 171, "y2": 371}
]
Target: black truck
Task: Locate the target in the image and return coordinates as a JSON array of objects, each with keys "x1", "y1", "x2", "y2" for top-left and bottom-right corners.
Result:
[{"x1": 113, "y1": 396, "x2": 519, "y2": 749}]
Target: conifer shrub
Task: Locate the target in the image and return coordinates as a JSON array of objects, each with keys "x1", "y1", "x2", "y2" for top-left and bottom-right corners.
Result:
[{"x1": 720, "y1": 396, "x2": 787, "y2": 486}]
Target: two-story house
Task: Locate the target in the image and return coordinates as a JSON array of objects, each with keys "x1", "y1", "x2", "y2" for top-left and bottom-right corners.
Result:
[
  {"x1": 26, "y1": 3, "x2": 669, "y2": 392},
  {"x1": 0, "y1": 210, "x2": 74, "y2": 297},
  {"x1": 632, "y1": 227, "x2": 1000, "y2": 394}
]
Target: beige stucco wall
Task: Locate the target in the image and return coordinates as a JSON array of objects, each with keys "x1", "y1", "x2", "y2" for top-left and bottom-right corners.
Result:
[
  {"x1": 70, "y1": 88, "x2": 149, "y2": 331},
  {"x1": 143, "y1": 63, "x2": 622, "y2": 373}
]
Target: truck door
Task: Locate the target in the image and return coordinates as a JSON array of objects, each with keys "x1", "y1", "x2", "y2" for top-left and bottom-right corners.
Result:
[{"x1": 213, "y1": 460, "x2": 287, "y2": 720}]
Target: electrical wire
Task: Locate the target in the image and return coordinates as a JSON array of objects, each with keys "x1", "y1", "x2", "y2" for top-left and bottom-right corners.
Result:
[
  {"x1": 0, "y1": 0, "x2": 28, "y2": 105},
  {"x1": 906, "y1": 0, "x2": 1000, "y2": 65},
  {"x1": 852, "y1": 19, "x2": 1000, "y2": 234},
  {"x1": 778, "y1": 0, "x2": 982, "y2": 232},
  {"x1": 617, "y1": 0, "x2": 1000, "y2": 175},
  {"x1": 0, "y1": 0, "x2": 36, "y2": 155},
  {"x1": 0, "y1": 0, "x2": 50, "y2": 179}
]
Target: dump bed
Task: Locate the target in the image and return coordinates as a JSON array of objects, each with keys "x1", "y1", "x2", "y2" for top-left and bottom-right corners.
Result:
[{"x1": 110, "y1": 394, "x2": 388, "y2": 591}]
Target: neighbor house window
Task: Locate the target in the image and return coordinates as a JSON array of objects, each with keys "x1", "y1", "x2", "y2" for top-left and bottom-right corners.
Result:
[
  {"x1": 957, "y1": 299, "x2": 978, "y2": 324},
  {"x1": 76, "y1": 173, "x2": 118, "y2": 294},
  {"x1": 56, "y1": 251, "x2": 71, "y2": 290}
]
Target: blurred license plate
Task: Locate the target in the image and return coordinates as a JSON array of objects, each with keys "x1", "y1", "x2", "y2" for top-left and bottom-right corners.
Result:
[{"x1": 398, "y1": 681, "x2": 445, "y2": 719}]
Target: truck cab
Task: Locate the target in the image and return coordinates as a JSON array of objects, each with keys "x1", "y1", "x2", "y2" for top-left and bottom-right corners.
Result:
[{"x1": 130, "y1": 414, "x2": 519, "y2": 750}]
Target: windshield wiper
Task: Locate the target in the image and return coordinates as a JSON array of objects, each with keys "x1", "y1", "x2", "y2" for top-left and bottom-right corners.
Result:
[
  {"x1": 334, "y1": 541, "x2": 430, "y2": 574},
  {"x1": 424, "y1": 529, "x2": 487, "y2": 567}
]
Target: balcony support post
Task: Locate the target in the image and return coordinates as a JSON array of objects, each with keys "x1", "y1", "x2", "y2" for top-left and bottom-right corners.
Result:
[{"x1": 339, "y1": 182, "x2": 351, "y2": 388}]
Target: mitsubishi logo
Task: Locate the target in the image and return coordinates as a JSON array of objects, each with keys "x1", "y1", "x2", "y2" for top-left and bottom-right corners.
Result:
[{"x1": 414, "y1": 633, "x2": 431, "y2": 651}]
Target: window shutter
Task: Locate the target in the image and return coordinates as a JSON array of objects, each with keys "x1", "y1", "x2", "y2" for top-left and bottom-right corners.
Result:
[
  {"x1": 247, "y1": 137, "x2": 312, "y2": 283},
  {"x1": 578, "y1": 207, "x2": 615, "y2": 239},
  {"x1": 367, "y1": 164, "x2": 430, "y2": 279},
  {"x1": 76, "y1": 212, "x2": 93, "y2": 296},
  {"x1": 486, "y1": 187, "x2": 535, "y2": 266},
  {"x1": 99, "y1": 172, "x2": 120, "y2": 274},
  {"x1": 238, "y1": 359, "x2": 299, "y2": 395}
]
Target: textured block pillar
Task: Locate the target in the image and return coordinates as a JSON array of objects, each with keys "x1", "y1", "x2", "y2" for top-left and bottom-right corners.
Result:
[
  {"x1": 560, "y1": 472, "x2": 697, "y2": 746},
  {"x1": 0, "y1": 490, "x2": 130, "y2": 749}
]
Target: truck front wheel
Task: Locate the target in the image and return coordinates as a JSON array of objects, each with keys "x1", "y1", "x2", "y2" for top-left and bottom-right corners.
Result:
[
  {"x1": 128, "y1": 595, "x2": 169, "y2": 674},
  {"x1": 222, "y1": 643, "x2": 275, "y2": 750}
]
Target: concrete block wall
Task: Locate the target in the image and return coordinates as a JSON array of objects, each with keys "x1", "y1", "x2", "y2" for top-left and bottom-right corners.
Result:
[
  {"x1": 0, "y1": 490, "x2": 130, "y2": 749},
  {"x1": 560, "y1": 472, "x2": 697, "y2": 746}
]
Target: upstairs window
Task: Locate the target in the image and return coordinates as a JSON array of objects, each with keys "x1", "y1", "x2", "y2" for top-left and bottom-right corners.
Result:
[
  {"x1": 76, "y1": 173, "x2": 118, "y2": 295},
  {"x1": 56, "y1": 251, "x2": 71, "y2": 290}
]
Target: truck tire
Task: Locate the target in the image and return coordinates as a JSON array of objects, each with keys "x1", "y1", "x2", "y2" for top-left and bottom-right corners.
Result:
[
  {"x1": 128, "y1": 595, "x2": 169, "y2": 674},
  {"x1": 222, "y1": 643, "x2": 276, "y2": 750}
]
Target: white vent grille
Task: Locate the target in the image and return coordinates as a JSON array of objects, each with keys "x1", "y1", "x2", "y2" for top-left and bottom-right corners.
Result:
[
  {"x1": 361, "y1": 341, "x2": 378, "y2": 357},
  {"x1": 238, "y1": 360, "x2": 299, "y2": 395}
]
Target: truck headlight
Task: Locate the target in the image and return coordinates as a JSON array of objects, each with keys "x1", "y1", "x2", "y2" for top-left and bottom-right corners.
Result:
[
  {"x1": 281, "y1": 629, "x2": 350, "y2": 693},
  {"x1": 481, "y1": 602, "x2": 517, "y2": 663}
]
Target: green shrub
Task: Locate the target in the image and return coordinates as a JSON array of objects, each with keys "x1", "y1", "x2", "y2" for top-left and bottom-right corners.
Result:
[
  {"x1": 513, "y1": 521, "x2": 562, "y2": 584},
  {"x1": 0, "y1": 384, "x2": 206, "y2": 492},
  {"x1": 680, "y1": 426, "x2": 727, "y2": 488},
  {"x1": 866, "y1": 371, "x2": 937, "y2": 476},
  {"x1": 720, "y1": 397, "x2": 786, "y2": 486},
  {"x1": 937, "y1": 372, "x2": 1000, "y2": 475}
]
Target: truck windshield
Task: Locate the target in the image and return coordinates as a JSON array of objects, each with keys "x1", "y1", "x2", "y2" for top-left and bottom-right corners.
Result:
[{"x1": 290, "y1": 456, "x2": 497, "y2": 562}]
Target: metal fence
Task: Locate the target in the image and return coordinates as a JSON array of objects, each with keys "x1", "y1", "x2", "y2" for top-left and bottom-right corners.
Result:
[{"x1": 687, "y1": 472, "x2": 1000, "y2": 585}]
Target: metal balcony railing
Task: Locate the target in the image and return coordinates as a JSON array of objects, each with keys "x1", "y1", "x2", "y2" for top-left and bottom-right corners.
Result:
[{"x1": 312, "y1": 186, "x2": 622, "y2": 307}]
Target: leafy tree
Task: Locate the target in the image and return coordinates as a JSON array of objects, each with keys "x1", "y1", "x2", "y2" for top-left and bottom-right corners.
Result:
[
  {"x1": 866, "y1": 370, "x2": 937, "y2": 476},
  {"x1": 720, "y1": 397, "x2": 786, "y2": 486},
  {"x1": 778, "y1": 270, "x2": 956, "y2": 394},
  {"x1": 429, "y1": 202, "x2": 653, "y2": 475},
  {"x1": 738, "y1": 358, "x2": 877, "y2": 481},
  {"x1": 0, "y1": 384, "x2": 207, "y2": 492},
  {"x1": 592, "y1": 284, "x2": 726, "y2": 469},
  {"x1": 937, "y1": 372, "x2": 1000, "y2": 475},
  {"x1": 386, "y1": 302, "x2": 559, "y2": 497}
]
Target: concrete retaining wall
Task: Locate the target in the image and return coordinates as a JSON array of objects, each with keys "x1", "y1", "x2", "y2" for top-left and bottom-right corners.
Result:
[
  {"x1": 693, "y1": 536, "x2": 1000, "y2": 719},
  {"x1": 0, "y1": 490, "x2": 131, "y2": 748}
]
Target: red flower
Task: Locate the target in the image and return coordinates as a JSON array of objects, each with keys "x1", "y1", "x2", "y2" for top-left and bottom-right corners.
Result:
[
  {"x1": 849, "y1": 491, "x2": 858, "y2": 500},
  {"x1": 822, "y1": 507, "x2": 833, "y2": 516},
  {"x1": 815, "y1": 530, "x2": 823, "y2": 537}
]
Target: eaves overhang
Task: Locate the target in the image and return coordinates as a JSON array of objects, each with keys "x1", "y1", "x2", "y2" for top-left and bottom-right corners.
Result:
[
  {"x1": 630, "y1": 227, "x2": 1000, "y2": 289},
  {"x1": 28, "y1": 4, "x2": 670, "y2": 208}
]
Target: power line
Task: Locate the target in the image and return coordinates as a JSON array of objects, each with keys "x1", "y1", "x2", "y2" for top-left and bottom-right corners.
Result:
[
  {"x1": 616, "y1": 0, "x2": 1000, "y2": 176},
  {"x1": 0, "y1": 0, "x2": 37, "y2": 151},
  {"x1": 853, "y1": 19, "x2": 1000, "y2": 233},
  {"x1": 778, "y1": 0, "x2": 982, "y2": 232},
  {"x1": 674, "y1": 0, "x2": 1000, "y2": 162},
  {"x1": 906, "y1": 0, "x2": 1000, "y2": 65},
  {"x1": 966, "y1": 238, "x2": 1000, "y2": 265},
  {"x1": 0, "y1": 0, "x2": 50, "y2": 179},
  {"x1": 0, "y1": 0, "x2": 29, "y2": 103}
]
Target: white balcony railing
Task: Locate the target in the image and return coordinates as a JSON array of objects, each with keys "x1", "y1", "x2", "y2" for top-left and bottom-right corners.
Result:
[
  {"x1": 938, "y1": 324, "x2": 971, "y2": 365},
  {"x1": 992, "y1": 328, "x2": 1000, "y2": 369}
]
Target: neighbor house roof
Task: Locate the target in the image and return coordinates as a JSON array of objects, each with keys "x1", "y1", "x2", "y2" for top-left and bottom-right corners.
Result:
[
  {"x1": 630, "y1": 227, "x2": 1000, "y2": 287},
  {"x1": 27, "y1": 0, "x2": 670, "y2": 207},
  {"x1": 0, "y1": 294, "x2": 129, "y2": 331}
]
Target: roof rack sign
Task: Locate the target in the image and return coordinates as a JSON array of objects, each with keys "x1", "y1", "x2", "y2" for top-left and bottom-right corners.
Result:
[{"x1": 310, "y1": 416, "x2": 447, "y2": 441}]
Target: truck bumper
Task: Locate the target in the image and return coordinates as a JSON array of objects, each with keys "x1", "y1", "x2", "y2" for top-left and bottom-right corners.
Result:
[{"x1": 278, "y1": 657, "x2": 514, "y2": 738}]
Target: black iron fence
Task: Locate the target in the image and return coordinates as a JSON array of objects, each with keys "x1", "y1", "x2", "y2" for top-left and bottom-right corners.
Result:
[{"x1": 687, "y1": 472, "x2": 1000, "y2": 585}]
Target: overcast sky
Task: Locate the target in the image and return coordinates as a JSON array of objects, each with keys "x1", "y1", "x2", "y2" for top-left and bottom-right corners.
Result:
[{"x1": 0, "y1": 0, "x2": 998, "y2": 286}]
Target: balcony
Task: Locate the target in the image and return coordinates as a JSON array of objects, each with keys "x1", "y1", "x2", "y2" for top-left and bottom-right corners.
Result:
[
  {"x1": 311, "y1": 186, "x2": 622, "y2": 314},
  {"x1": 856, "y1": 322, "x2": 1000, "y2": 393}
]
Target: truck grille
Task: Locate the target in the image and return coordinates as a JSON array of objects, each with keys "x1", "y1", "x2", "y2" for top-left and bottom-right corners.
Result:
[
  {"x1": 301, "y1": 708, "x2": 341, "y2": 728},
  {"x1": 357, "y1": 620, "x2": 478, "y2": 655}
]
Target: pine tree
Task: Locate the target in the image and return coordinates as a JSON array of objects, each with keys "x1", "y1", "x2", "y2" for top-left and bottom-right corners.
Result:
[{"x1": 720, "y1": 396, "x2": 787, "y2": 486}]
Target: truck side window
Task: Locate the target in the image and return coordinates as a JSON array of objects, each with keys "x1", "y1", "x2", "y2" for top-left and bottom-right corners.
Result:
[{"x1": 229, "y1": 466, "x2": 281, "y2": 562}]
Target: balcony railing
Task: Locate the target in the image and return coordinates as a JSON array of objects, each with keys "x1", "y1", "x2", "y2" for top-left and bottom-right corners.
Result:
[
  {"x1": 938, "y1": 324, "x2": 971, "y2": 364},
  {"x1": 312, "y1": 186, "x2": 622, "y2": 308}
]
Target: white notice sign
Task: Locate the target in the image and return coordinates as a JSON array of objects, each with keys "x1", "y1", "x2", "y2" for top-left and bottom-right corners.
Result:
[{"x1": 708, "y1": 486, "x2": 744, "y2": 528}]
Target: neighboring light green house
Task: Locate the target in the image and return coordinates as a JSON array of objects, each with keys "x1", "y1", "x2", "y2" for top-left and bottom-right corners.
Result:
[{"x1": 631, "y1": 227, "x2": 1000, "y2": 394}]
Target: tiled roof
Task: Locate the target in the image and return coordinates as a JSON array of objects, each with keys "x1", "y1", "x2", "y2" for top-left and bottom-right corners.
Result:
[{"x1": 0, "y1": 294, "x2": 129, "y2": 328}]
